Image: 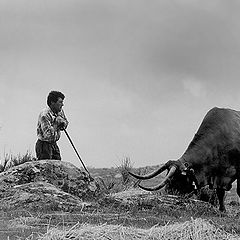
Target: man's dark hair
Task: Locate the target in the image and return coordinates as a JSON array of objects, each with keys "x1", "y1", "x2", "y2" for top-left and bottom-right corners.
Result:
[{"x1": 47, "y1": 91, "x2": 65, "y2": 107}]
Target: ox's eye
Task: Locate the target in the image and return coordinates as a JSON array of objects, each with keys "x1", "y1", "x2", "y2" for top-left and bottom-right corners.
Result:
[{"x1": 184, "y1": 162, "x2": 189, "y2": 168}]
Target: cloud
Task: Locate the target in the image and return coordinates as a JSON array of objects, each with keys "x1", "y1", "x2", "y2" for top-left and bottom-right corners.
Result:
[
  {"x1": 182, "y1": 78, "x2": 207, "y2": 98},
  {"x1": 1, "y1": 0, "x2": 240, "y2": 167}
]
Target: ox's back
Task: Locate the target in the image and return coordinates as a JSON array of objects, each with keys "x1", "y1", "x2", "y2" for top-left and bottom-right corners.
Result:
[
  {"x1": 196, "y1": 107, "x2": 240, "y2": 138},
  {"x1": 183, "y1": 107, "x2": 240, "y2": 167}
]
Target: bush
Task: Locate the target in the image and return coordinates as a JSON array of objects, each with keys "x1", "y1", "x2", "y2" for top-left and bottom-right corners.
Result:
[
  {"x1": 117, "y1": 157, "x2": 133, "y2": 185},
  {"x1": 1, "y1": 151, "x2": 36, "y2": 172}
]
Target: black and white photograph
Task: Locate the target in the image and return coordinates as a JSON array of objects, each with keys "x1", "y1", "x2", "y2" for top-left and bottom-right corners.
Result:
[{"x1": 1, "y1": 0, "x2": 240, "y2": 239}]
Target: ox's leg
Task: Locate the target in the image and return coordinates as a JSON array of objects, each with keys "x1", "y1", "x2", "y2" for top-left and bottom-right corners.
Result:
[
  {"x1": 237, "y1": 179, "x2": 240, "y2": 200},
  {"x1": 216, "y1": 188, "x2": 225, "y2": 212}
]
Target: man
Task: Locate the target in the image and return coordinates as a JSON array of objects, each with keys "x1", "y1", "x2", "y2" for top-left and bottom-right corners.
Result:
[{"x1": 35, "y1": 91, "x2": 69, "y2": 160}]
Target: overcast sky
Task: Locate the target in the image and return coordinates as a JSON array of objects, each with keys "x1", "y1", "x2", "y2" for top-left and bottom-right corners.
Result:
[{"x1": 1, "y1": 0, "x2": 240, "y2": 168}]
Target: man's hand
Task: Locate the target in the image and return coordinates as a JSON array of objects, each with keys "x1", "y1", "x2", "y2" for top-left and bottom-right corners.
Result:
[{"x1": 55, "y1": 116, "x2": 67, "y2": 130}]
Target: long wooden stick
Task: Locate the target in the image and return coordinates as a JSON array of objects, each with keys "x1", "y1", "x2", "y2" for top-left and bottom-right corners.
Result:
[{"x1": 63, "y1": 129, "x2": 92, "y2": 177}]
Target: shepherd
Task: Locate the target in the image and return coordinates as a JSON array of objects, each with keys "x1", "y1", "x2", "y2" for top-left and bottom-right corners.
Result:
[{"x1": 35, "y1": 90, "x2": 69, "y2": 160}]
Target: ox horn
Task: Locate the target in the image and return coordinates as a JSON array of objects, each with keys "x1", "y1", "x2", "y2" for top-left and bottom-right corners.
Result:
[
  {"x1": 138, "y1": 165, "x2": 177, "y2": 191},
  {"x1": 128, "y1": 164, "x2": 168, "y2": 180}
]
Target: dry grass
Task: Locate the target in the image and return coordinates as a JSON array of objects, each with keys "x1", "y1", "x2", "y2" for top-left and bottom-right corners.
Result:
[
  {"x1": 1, "y1": 151, "x2": 36, "y2": 172},
  {"x1": 2, "y1": 160, "x2": 240, "y2": 239},
  {"x1": 36, "y1": 218, "x2": 239, "y2": 240},
  {"x1": 9, "y1": 216, "x2": 41, "y2": 229}
]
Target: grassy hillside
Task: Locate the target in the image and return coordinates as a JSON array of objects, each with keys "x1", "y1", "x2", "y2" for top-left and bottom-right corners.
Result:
[
  {"x1": 0, "y1": 156, "x2": 240, "y2": 239},
  {"x1": 1, "y1": 170, "x2": 239, "y2": 239}
]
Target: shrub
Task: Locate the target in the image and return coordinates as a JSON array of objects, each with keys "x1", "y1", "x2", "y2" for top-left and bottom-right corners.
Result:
[
  {"x1": 1, "y1": 151, "x2": 36, "y2": 171},
  {"x1": 117, "y1": 157, "x2": 133, "y2": 185}
]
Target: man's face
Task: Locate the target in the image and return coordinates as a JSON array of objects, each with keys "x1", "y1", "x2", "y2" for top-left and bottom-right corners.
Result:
[{"x1": 51, "y1": 97, "x2": 64, "y2": 113}]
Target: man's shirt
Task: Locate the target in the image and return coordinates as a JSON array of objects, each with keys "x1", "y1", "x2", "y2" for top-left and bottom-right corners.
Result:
[{"x1": 37, "y1": 107, "x2": 68, "y2": 142}]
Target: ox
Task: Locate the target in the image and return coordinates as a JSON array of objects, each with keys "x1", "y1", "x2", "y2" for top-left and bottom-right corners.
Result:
[{"x1": 129, "y1": 107, "x2": 240, "y2": 211}]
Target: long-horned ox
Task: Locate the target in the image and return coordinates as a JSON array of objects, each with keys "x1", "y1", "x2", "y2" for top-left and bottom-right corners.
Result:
[{"x1": 129, "y1": 107, "x2": 240, "y2": 211}]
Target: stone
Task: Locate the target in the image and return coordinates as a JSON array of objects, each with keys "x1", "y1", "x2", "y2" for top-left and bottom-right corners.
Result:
[{"x1": 0, "y1": 160, "x2": 97, "y2": 211}]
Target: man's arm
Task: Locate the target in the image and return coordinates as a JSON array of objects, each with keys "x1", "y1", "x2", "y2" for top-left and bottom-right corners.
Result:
[
  {"x1": 40, "y1": 115, "x2": 59, "y2": 141},
  {"x1": 56, "y1": 110, "x2": 69, "y2": 131}
]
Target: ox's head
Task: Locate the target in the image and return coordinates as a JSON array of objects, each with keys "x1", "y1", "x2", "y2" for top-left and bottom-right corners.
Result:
[{"x1": 128, "y1": 160, "x2": 197, "y2": 195}]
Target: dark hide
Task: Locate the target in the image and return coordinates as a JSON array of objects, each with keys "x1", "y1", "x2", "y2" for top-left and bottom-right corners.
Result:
[
  {"x1": 165, "y1": 173, "x2": 218, "y2": 205},
  {"x1": 164, "y1": 173, "x2": 195, "y2": 195},
  {"x1": 130, "y1": 107, "x2": 240, "y2": 211},
  {"x1": 170, "y1": 107, "x2": 240, "y2": 211}
]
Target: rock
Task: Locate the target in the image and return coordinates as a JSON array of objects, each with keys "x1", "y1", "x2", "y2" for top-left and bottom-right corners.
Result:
[
  {"x1": 0, "y1": 160, "x2": 98, "y2": 211},
  {"x1": 103, "y1": 189, "x2": 218, "y2": 214},
  {"x1": 0, "y1": 181, "x2": 93, "y2": 211}
]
